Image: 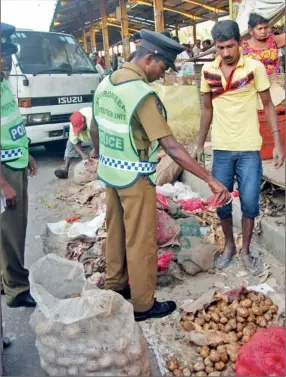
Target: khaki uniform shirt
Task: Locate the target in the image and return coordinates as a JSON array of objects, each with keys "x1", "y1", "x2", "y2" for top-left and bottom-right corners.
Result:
[{"x1": 110, "y1": 63, "x2": 172, "y2": 159}]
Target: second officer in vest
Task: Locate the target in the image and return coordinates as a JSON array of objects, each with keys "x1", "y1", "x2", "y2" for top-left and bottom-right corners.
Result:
[
  {"x1": 91, "y1": 30, "x2": 230, "y2": 321},
  {"x1": 1, "y1": 23, "x2": 37, "y2": 307}
]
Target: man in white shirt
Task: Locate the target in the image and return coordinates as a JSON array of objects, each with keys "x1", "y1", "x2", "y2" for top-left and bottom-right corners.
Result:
[
  {"x1": 54, "y1": 107, "x2": 96, "y2": 179},
  {"x1": 192, "y1": 39, "x2": 202, "y2": 56}
]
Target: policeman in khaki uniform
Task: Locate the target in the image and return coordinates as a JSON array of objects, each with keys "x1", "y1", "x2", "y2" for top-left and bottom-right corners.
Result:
[
  {"x1": 90, "y1": 30, "x2": 230, "y2": 321},
  {"x1": 0, "y1": 23, "x2": 37, "y2": 307}
]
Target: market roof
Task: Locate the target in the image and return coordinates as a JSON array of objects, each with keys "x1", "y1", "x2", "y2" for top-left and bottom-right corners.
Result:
[{"x1": 50, "y1": 0, "x2": 229, "y2": 49}]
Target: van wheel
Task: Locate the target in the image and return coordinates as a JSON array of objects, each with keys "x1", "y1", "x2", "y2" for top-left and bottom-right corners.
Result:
[{"x1": 44, "y1": 140, "x2": 67, "y2": 155}]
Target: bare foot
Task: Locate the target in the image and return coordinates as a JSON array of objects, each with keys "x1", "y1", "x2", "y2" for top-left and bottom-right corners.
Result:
[{"x1": 214, "y1": 243, "x2": 236, "y2": 270}]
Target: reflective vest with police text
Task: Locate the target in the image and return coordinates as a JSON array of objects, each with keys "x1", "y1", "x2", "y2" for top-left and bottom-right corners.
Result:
[
  {"x1": 94, "y1": 76, "x2": 167, "y2": 188},
  {"x1": 1, "y1": 78, "x2": 29, "y2": 169}
]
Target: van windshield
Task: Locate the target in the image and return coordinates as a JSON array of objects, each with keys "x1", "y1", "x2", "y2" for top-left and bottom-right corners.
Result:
[{"x1": 12, "y1": 31, "x2": 96, "y2": 74}]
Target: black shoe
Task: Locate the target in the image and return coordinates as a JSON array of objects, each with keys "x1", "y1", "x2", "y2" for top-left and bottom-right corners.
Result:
[
  {"x1": 134, "y1": 299, "x2": 177, "y2": 322},
  {"x1": 3, "y1": 337, "x2": 11, "y2": 349},
  {"x1": 115, "y1": 286, "x2": 131, "y2": 300},
  {"x1": 7, "y1": 292, "x2": 36, "y2": 308},
  {"x1": 54, "y1": 168, "x2": 68, "y2": 179}
]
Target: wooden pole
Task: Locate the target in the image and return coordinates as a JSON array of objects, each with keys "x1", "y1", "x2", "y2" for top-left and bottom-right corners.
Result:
[
  {"x1": 100, "y1": 0, "x2": 110, "y2": 66},
  {"x1": 120, "y1": 0, "x2": 130, "y2": 60},
  {"x1": 193, "y1": 24, "x2": 197, "y2": 43},
  {"x1": 90, "y1": 25, "x2": 97, "y2": 50},
  {"x1": 82, "y1": 28, "x2": 88, "y2": 52},
  {"x1": 153, "y1": 0, "x2": 165, "y2": 32},
  {"x1": 229, "y1": 0, "x2": 233, "y2": 20}
]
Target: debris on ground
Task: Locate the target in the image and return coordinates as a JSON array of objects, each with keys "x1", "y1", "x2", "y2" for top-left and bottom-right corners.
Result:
[{"x1": 73, "y1": 158, "x2": 98, "y2": 185}]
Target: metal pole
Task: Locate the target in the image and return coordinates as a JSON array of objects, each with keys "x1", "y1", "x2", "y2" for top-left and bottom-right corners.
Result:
[
  {"x1": 229, "y1": 0, "x2": 233, "y2": 20},
  {"x1": 82, "y1": 28, "x2": 88, "y2": 52}
]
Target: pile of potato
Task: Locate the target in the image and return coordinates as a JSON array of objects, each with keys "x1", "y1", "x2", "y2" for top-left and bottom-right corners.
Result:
[{"x1": 167, "y1": 291, "x2": 278, "y2": 376}]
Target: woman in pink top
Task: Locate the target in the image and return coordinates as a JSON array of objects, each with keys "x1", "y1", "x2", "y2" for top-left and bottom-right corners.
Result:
[{"x1": 242, "y1": 13, "x2": 285, "y2": 75}]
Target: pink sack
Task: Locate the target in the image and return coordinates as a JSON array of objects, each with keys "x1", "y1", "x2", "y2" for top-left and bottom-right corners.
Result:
[
  {"x1": 158, "y1": 251, "x2": 173, "y2": 271},
  {"x1": 156, "y1": 210, "x2": 180, "y2": 247}
]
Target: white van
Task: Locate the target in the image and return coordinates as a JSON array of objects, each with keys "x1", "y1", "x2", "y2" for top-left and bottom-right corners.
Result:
[{"x1": 8, "y1": 29, "x2": 100, "y2": 152}]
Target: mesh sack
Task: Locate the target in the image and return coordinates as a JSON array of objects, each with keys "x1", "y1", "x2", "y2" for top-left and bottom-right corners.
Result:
[
  {"x1": 236, "y1": 327, "x2": 285, "y2": 376},
  {"x1": 29, "y1": 254, "x2": 150, "y2": 376}
]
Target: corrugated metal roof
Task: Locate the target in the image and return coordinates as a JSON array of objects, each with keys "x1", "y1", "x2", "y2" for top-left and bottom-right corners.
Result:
[{"x1": 50, "y1": 0, "x2": 229, "y2": 49}]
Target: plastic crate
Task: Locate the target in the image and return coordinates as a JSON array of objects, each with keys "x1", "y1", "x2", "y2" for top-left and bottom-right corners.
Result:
[{"x1": 258, "y1": 106, "x2": 285, "y2": 160}]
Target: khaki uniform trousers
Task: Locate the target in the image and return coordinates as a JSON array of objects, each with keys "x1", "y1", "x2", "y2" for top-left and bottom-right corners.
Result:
[
  {"x1": 104, "y1": 176, "x2": 157, "y2": 312},
  {"x1": 1, "y1": 164, "x2": 30, "y2": 305}
]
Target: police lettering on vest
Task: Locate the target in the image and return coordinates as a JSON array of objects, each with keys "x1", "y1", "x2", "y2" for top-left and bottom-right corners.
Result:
[
  {"x1": 1, "y1": 79, "x2": 29, "y2": 169},
  {"x1": 94, "y1": 77, "x2": 167, "y2": 188}
]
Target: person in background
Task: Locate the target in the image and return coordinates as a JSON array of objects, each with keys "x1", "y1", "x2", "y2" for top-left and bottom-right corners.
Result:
[
  {"x1": 192, "y1": 39, "x2": 202, "y2": 56},
  {"x1": 242, "y1": 13, "x2": 285, "y2": 75},
  {"x1": 127, "y1": 32, "x2": 142, "y2": 63},
  {"x1": 54, "y1": 108, "x2": 96, "y2": 179},
  {"x1": 201, "y1": 39, "x2": 215, "y2": 60},
  {"x1": 117, "y1": 53, "x2": 123, "y2": 69},
  {"x1": 90, "y1": 29, "x2": 230, "y2": 322},
  {"x1": 1, "y1": 22, "x2": 37, "y2": 308},
  {"x1": 177, "y1": 43, "x2": 193, "y2": 59},
  {"x1": 194, "y1": 20, "x2": 284, "y2": 275}
]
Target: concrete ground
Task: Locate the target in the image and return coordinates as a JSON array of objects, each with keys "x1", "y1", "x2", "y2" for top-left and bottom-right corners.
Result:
[{"x1": 2, "y1": 147, "x2": 285, "y2": 376}]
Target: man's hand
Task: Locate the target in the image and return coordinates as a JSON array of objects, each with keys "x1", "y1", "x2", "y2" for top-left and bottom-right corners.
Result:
[
  {"x1": 81, "y1": 152, "x2": 89, "y2": 161},
  {"x1": 2, "y1": 182, "x2": 17, "y2": 208},
  {"x1": 193, "y1": 145, "x2": 205, "y2": 163},
  {"x1": 28, "y1": 155, "x2": 38, "y2": 177},
  {"x1": 207, "y1": 177, "x2": 231, "y2": 207},
  {"x1": 273, "y1": 147, "x2": 284, "y2": 169}
]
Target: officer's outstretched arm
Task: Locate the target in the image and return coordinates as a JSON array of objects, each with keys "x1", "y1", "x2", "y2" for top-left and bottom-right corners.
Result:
[{"x1": 159, "y1": 135, "x2": 230, "y2": 206}]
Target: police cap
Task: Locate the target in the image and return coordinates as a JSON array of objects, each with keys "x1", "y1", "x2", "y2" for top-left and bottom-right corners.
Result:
[
  {"x1": 1, "y1": 22, "x2": 18, "y2": 56},
  {"x1": 140, "y1": 29, "x2": 185, "y2": 70}
]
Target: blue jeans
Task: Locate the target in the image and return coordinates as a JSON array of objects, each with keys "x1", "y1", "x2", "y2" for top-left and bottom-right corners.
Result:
[{"x1": 212, "y1": 151, "x2": 262, "y2": 219}]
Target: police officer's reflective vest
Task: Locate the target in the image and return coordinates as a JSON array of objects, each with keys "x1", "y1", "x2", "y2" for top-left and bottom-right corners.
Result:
[
  {"x1": 1, "y1": 78, "x2": 29, "y2": 169},
  {"x1": 94, "y1": 76, "x2": 167, "y2": 188}
]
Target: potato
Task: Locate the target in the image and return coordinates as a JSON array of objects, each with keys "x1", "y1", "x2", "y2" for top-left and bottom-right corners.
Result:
[
  {"x1": 196, "y1": 372, "x2": 207, "y2": 377},
  {"x1": 209, "y1": 350, "x2": 221, "y2": 363},
  {"x1": 240, "y1": 299, "x2": 253, "y2": 308},
  {"x1": 217, "y1": 345, "x2": 227, "y2": 353},
  {"x1": 208, "y1": 305, "x2": 216, "y2": 312},
  {"x1": 224, "y1": 323, "x2": 232, "y2": 333},
  {"x1": 203, "y1": 312, "x2": 211, "y2": 323},
  {"x1": 182, "y1": 368, "x2": 191, "y2": 377},
  {"x1": 237, "y1": 307, "x2": 249, "y2": 318},
  {"x1": 228, "y1": 319, "x2": 237, "y2": 330},
  {"x1": 231, "y1": 300, "x2": 240, "y2": 310},
  {"x1": 196, "y1": 346, "x2": 202, "y2": 353},
  {"x1": 195, "y1": 317, "x2": 205, "y2": 327},
  {"x1": 237, "y1": 316, "x2": 246, "y2": 323},
  {"x1": 258, "y1": 293, "x2": 266, "y2": 300},
  {"x1": 219, "y1": 351, "x2": 228, "y2": 363},
  {"x1": 226, "y1": 309, "x2": 236, "y2": 319},
  {"x1": 218, "y1": 300, "x2": 228, "y2": 309},
  {"x1": 269, "y1": 305, "x2": 278, "y2": 314},
  {"x1": 247, "y1": 292, "x2": 259, "y2": 301},
  {"x1": 219, "y1": 316, "x2": 228, "y2": 325},
  {"x1": 182, "y1": 321, "x2": 195, "y2": 332},
  {"x1": 217, "y1": 323, "x2": 225, "y2": 331},
  {"x1": 173, "y1": 369, "x2": 183, "y2": 376},
  {"x1": 204, "y1": 356, "x2": 213, "y2": 367},
  {"x1": 188, "y1": 313, "x2": 195, "y2": 321},
  {"x1": 260, "y1": 305, "x2": 269, "y2": 314},
  {"x1": 203, "y1": 323, "x2": 211, "y2": 331},
  {"x1": 208, "y1": 372, "x2": 221, "y2": 376},
  {"x1": 209, "y1": 322, "x2": 218, "y2": 331},
  {"x1": 264, "y1": 298, "x2": 273, "y2": 307},
  {"x1": 256, "y1": 316, "x2": 267, "y2": 327},
  {"x1": 264, "y1": 312, "x2": 272, "y2": 322},
  {"x1": 167, "y1": 357, "x2": 179, "y2": 371},
  {"x1": 200, "y1": 346, "x2": 210, "y2": 358},
  {"x1": 194, "y1": 362, "x2": 205, "y2": 372},
  {"x1": 247, "y1": 313, "x2": 256, "y2": 322},
  {"x1": 219, "y1": 312, "x2": 225, "y2": 318},
  {"x1": 214, "y1": 361, "x2": 226, "y2": 371},
  {"x1": 181, "y1": 314, "x2": 190, "y2": 322},
  {"x1": 236, "y1": 331, "x2": 243, "y2": 339},
  {"x1": 231, "y1": 363, "x2": 236, "y2": 371},
  {"x1": 237, "y1": 322, "x2": 245, "y2": 332},
  {"x1": 205, "y1": 365, "x2": 214, "y2": 374},
  {"x1": 229, "y1": 331, "x2": 238, "y2": 343},
  {"x1": 243, "y1": 324, "x2": 256, "y2": 337},
  {"x1": 242, "y1": 335, "x2": 250, "y2": 343},
  {"x1": 211, "y1": 313, "x2": 220, "y2": 323},
  {"x1": 196, "y1": 357, "x2": 204, "y2": 363},
  {"x1": 165, "y1": 372, "x2": 174, "y2": 376},
  {"x1": 227, "y1": 346, "x2": 238, "y2": 363}
]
